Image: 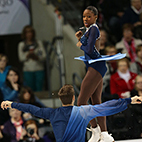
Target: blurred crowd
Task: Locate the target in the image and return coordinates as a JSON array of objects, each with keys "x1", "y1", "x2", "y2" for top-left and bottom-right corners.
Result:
[
  {"x1": 0, "y1": 25, "x2": 55, "y2": 142},
  {"x1": 0, "y1": 0, "x2": 142, "y2": 141}
]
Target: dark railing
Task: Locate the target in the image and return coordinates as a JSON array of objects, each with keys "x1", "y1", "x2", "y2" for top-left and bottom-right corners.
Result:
[
  {"x1": 44, "y1": 36, "x2": 64, "y2": 97},
  {"x1": 72, "y1": 73, "x2": 82, "y2": 105},
  {"x1": 46, "y1": 0, "x2": 82, "y2": 31}
]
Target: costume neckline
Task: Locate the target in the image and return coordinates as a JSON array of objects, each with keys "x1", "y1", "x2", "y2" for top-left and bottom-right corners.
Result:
[{"x1": 86, "y1": 23, "x2": 98, "y2": 32}]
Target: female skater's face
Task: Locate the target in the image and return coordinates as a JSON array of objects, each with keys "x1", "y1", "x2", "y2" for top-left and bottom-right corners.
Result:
[{"x1": 83, "y1": 9, "x2": 97, "y2": 28}]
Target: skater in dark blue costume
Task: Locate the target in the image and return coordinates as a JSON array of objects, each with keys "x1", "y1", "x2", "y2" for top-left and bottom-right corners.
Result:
[
  {"x1": 1, "y1": 85, "x2": 142, "y2": 142},
  {"x1": 75, "y1": 6, "x2": 126, "y2": 142}
]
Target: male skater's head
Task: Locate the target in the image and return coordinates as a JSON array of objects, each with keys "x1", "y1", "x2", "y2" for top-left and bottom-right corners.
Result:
[{"x1": 58, "y1": 84, "x2": 75, "y2": 106}]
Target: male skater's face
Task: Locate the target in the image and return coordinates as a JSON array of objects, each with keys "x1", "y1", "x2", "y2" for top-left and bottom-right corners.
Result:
[{"x1": 83, "y1": 9, "x2": 97, "y2": 28}]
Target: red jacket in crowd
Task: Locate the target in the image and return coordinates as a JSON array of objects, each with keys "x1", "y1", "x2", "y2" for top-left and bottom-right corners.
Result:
[{"x1": 110, "y1": 72, "x2": 137, "y2": 98}]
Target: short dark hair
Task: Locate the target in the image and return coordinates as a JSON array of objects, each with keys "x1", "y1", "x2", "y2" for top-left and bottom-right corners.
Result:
[
  {"x1": 86, "y1": 6, "x2": 98, "y2": 16},
  {"x1": 122, "y1": 23, "x2": 133, "y2": 33},
  {"x1": 58, "y1": 84, "x2": 74, "y2": 105},
  {"x1": 136, "y1": 44, "x2": 142, "y2": 54}
]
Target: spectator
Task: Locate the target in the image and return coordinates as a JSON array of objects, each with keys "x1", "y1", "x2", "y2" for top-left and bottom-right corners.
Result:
[
  {"x1": 120, "y1": 0, "x2": 142, "y2": 27},
  {"x1": 131, "y1": 74, "x2": 142, "y2": 97},
  {"x1": 110, "y1": 58, "x2": 137, "y2": 98},
  {"x1": 102, "y1": 0, "x2": 130, "y2": 24},
  {"x1": 103, "y1": 45, "x2": 117, "y2": 94},
  {"x1": 102, "y1": 0, "x2": 130, "y2": 41},
  {"x1": 18, "y1": 25, "x2": 46, "y2": 92},
  {"x1": 19, "y1": 119, "x2": 44, "y2": 142},
  {"x1": 99, "y1": 29, "x2": 110, "y2": 55},
  {"x1": 0, "y1": 125, "x2": 7, "y2": 142},
  {"x1": 0, "y1": 67, "x2": 22, "y2": 101},
  {"x1": 130, "y1": 44, "x2": 142, "y2": 74},
  {"x1": 116, "y1": 23, "x2": 142, "y2": 62},
  {"x1": 0, "y1": 67, "x2": 22, "y2": 125},
  {"x1": 130, "y1": 75, "x2": 142, "y2": 138},
  {"x1": 19, "y1": 86, "x2": 45, "y2": 122},
  {"x1": 19, "y1": 86, "x2": 44, "y2": 107},
  {"x1": 134, "y1": 13, "x2": 142, "y2": 39},
  {"x1": 0, "y1": 54, "x2": 11, "y2": 88},
  {"x1": 2, "y1": 108, "x2": 24, "y2": 142}
]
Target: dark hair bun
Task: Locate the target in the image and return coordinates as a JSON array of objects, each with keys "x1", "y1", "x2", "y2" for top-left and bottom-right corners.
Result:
[{"x1": 86, "y1": 6, "x2": 98, "y2": 16}]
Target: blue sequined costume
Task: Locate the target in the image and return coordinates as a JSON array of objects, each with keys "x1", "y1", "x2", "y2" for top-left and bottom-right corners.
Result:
[{"x1": 11, "y1": 98, "x2": 131, "y2": 142}]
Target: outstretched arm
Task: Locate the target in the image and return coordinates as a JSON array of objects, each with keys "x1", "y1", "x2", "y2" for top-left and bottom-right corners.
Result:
[
  {"x1": 85, "y1": 96, "x2": 142, "y2": 121},
  {"x1": 1, "y1": 101, "x2": 53, "y2": 119}
]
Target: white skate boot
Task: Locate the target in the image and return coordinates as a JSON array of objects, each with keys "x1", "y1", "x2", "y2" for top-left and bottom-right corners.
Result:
[
  {"x1": 87, "y1": 125, "x2": 101, "y2": 142},
  {"x1": 100, "y1": 131, "x2": 114, "y2": 142}
]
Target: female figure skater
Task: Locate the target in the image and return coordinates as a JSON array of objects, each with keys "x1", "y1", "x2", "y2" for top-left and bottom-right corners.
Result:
[{"x1": 75, "y1": 6, "x2": 125, "y2": 142}]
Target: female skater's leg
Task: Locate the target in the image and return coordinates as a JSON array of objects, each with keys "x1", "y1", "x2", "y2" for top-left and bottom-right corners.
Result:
[
  {"x1": 90, "y1": 79, "x2": 107, "y2": 131},
  {"x1": 77, "y1": 67, "x2": 103, "y2": 142},
  {"x1": 77, "y1": 67, "x2": 103, "y2": 129},
  {"x1": 91, "y1": 80, "x2": 114, "y2": 142}
]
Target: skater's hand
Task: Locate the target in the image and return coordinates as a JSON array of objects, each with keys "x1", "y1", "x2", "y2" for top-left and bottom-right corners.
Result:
[
  {"x1": 131, "y1": 96, "x2": 142, "y2": 104},
  {"x1": 76, "y1": 41, "x2": 82, "y2": 47},
  {"x1": 75, "y1": 31, "x2": 83, "y2": 40},
  {"x1": 1, "y1": 101, "x2": 13, "y2": 110}
]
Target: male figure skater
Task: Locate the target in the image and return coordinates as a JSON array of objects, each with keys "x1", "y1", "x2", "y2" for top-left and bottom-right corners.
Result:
[{"x1": 1, "y1": 84, "x2": 142, "y2": 142}]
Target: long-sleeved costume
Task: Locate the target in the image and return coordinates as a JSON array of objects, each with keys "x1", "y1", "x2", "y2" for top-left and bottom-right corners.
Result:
[
  {"x1": 12, "y1": 98, "x2": 131, "y2": 142},
  {"x1": 75, "y1": 23, "x2": 126, "y2": 77}
]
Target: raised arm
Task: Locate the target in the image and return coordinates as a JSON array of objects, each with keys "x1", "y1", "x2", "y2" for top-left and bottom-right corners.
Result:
[
  {"x1": 1, "y1": 101, "x2": 53, "y2": 119},
  {"x1": 85, "y1": 96, "x2": 142, "y2": 121}
]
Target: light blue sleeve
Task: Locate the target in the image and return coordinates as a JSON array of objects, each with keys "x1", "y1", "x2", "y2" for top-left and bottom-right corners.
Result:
[{"x1": 81, "y1": 98, "x2": 131, "y2": 121}]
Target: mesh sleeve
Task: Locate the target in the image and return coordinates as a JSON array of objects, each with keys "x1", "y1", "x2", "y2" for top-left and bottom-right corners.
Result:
[{"x1": 80, "y1": 26, "x2": 99, "y2": 55}]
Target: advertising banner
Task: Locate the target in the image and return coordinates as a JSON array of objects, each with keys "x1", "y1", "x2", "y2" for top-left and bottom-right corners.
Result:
[{"x1": 0, "y1": 0, "x2": 30, "y2": 35}]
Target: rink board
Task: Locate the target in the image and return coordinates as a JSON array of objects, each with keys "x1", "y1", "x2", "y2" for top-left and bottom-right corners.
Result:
[{"x1": 116, "y1": 139, "x2": 142, "y2": 142}]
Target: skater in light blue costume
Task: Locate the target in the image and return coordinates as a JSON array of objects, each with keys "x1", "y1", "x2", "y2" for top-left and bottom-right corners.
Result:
[
  {"x1": 75, "y1": 6, "x2": 126, "y2": 142},
  {"x1": 1, "y1": 85, "x2": 142, "y2": 142}
]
